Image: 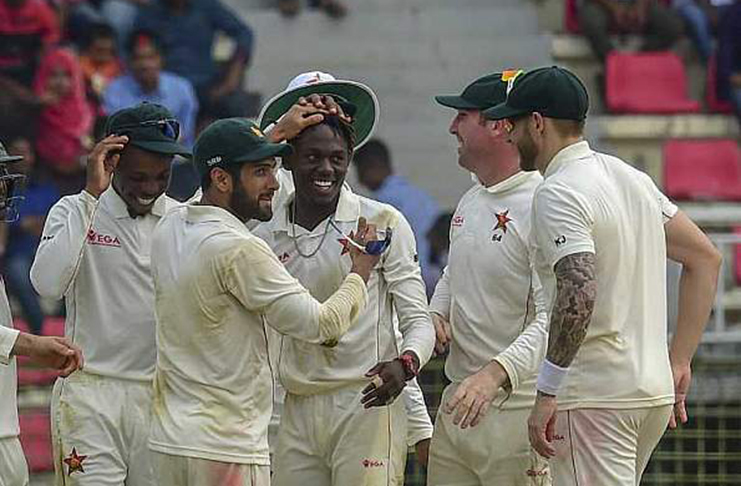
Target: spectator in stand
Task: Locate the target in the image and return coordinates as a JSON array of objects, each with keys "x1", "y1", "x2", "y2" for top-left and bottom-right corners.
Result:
[
  {"x1": 33, "y1": 48, "x2": 94, "y2": 178},
  {"x1": 79, "y1": 22, "x2": 123, "y2": 108},
  {"x1": 135, "y1": 0, "x2": 255, "y2": 122},
  {"x1": 0, "y1": 0, "x2": 60, "y2": 137},
  {"x1": 579, "y1": 0, "x2": 684, "y2": 63},
  {"x1": 277, "y1": 0, "x2": 347, "y2": 19},
  {"x1": 353, "y1": 138, "x2": 442, "y2": 296},
  {"x1": 1, "y1": 135, "x2": 59, "y2": 335},
  {"x1": 717, "y1": 0, "x2": 741, "y2": 126},
  {"x1": 103, "y1": 28, "x2": 198, "y2": 148}
]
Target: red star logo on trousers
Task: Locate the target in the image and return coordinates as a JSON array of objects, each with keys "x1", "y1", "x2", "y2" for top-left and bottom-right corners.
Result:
[
  {"x1": 494, "y1": 210, "x2": 512, "y2": 233},
  {"x1": 338, "y1": 231, "x2": 355, "y2": 255},
  {"x1": 64, "y1": 448, "x2": 87, "y2": 475}
]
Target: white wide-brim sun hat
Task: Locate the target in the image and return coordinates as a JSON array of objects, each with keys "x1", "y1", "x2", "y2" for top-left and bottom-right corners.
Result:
[{"x1": 258, "y1": 71, "x2": 380, "y2": 149}]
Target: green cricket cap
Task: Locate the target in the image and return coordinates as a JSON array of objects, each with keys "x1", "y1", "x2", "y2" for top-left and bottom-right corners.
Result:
[
  {"x1": 193, "y1": 118, "x2": 292, "y2": 176},
  {"x1": 435, "y1": 70, "x2": 524, "y2": 111},
  {"x1": 105, "y1": 102, "x2": 191, "y2": 157},
  {"x1": 483, "y1": 66, "x2": 589, "y2": 121}
]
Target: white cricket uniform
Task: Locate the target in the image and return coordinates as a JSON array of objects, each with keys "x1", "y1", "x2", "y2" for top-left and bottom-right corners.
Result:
[
  {"x1": 530, "y1": 141, "x2": 676, "y2": 486},
  {"x1": 253, "y1": 184, "x2": 435, "y2": 486},
  {"x1": 0, "y1": 281, "x2": 29, "y2": 486},
  {"x1": 31, "y1": 188, "x2": 179, "y2": 486},
  {"x1": 148, "y1": 203, "x2": 368, "y2": 485},
  {"x1": 427, "y1": 171, "x2": 551, "y2": 486}
]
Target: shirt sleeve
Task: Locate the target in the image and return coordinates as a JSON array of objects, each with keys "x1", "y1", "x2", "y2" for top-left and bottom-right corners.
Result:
[
  {"x1": 532, "y1": 183, "x2": 595, "y2": 270},
  {"x1": 428, "y1": 265, "x2": 450, "y2": 319},
  {"x1": 382, "y1": 212, "x2": 435, "y2": 368},
  {"x1": 208, "y1": 0, "x2": 254, "y2": 56},
  {"x1": 493, "y1": 268, "x2": 548, "y2": 392},
  {"x1": 221, "y1": 237, "x2": 367, "y2": 345},
  {"x1": 642, "y1": 173, "x2": 678, "y2": 223},
  {"x1": 30, "y1": 192, "x2": 98, "y2": 300},
  {"x1": 403, "y1": 378, "x2": 433, "y2": 446},
  {"x1": 0, "y1": 326, "x2": 20, "y2": 366}
]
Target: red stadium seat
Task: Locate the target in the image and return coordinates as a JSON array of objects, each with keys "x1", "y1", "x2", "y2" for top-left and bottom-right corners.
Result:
[
  {"x1": 707, "y1": 55, "x2": 734, "y2": 114},
  {"x1": 663, "y1": 140, "x2": 741, "y2": 201},
  {"x1": 606, "y1": 52, "x2": 701, "y2": 114},
  {"x1": 19, "y1": 413, "x2": 54, "y2": 472},
  {"x1": 564, "y1": 0, "x2": 581, "y2": 33}
]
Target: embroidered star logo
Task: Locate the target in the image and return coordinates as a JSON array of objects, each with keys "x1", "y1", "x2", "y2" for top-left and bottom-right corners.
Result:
[
  {"x1": 64, "y1": 448, "x2": 87, "y2": 476},
  {"x1": 338, "y1": 231, "x2": 355, "y2": 255},
  {"x1": 493, "y1": 210, "x2": 512, "y2": 233}
]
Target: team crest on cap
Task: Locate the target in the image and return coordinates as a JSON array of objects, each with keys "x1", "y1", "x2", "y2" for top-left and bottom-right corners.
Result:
[
  {"x1": 501, "y1": 69, "x2": 524, "y2": 95},
  {"x1": 250, "y1": 126, "x2": 265, "y2": 138}
]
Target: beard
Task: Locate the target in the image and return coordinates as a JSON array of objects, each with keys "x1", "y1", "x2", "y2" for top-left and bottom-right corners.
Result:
[
  {"x1": 231, "y1": 183, "x2": 272, "y2": 222},
  {"x1": 517, "y1": 130, "x2": 539, "y2": 172}
]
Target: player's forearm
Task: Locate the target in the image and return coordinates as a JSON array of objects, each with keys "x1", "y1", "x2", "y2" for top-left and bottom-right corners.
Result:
[
  {"x1": 315, "y1": 273, "x2": 368, "y2": 344},
  {"x1": 403, "y1": 378, "x2": 434, "y2": 447},
  {"x1": 669, "y1": 254, "x2": 721, "y2": 365},
  {"x1": 545, "y1": 252, "x2": 597, "y2": 367},
  {"x1": 428, "y1": 266, "x2": 451, "y2": 319},
  {"x1": 495, "y1": 309, "x2": 548, "y2": 391},
  {"x1": 0, "y1": 326, "x2": 21, "y2": 364}
]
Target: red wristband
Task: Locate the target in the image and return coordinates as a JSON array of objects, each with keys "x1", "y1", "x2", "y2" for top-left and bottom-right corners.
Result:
[{"x1": 397, "y1": 353, "x2": 419, "y2": 381}]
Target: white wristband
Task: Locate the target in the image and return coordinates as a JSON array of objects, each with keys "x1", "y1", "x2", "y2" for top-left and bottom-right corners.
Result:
[{"x1": 536, "y1": 360, "x2": 569, "y2": 396}]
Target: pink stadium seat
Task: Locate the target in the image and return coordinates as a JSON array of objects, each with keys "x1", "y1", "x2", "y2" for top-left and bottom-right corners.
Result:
[
  {"x1": 706, "y1": 55, "x2": 734, "y2": 114},
  {"x1": 564, "y1": 0, "x2": 581, "y2": 33},
  {"x1": 606, "y1": 52, "x2": 701, "y2": 113},
  {"x1": 19, "y1": 413, "x2": 53, "y2": 472},
  {"x1": 663, "y1": 140, "x2": 741, "y2": 201}
]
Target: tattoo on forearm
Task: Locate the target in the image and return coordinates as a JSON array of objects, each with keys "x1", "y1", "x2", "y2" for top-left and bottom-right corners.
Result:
[{"x1": 546, "y1": 252, "x2": 597, "y2": 367}]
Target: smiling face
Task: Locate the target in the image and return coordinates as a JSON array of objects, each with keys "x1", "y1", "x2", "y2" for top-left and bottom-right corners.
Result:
[
  {"x1": 112, "y1": 145, "x2": 172, "y2": 216},
  {"x1": 448, "y1": 109, "x2": 490, "y2": 172},
  {"x1": 285, "y1": 121, "x2": 352, "y2": 213}
]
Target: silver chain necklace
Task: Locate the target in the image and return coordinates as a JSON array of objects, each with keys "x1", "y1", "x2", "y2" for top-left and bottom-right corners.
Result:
[{"x1": 290, "y1": 197, "x2": 334, "y2": 259}]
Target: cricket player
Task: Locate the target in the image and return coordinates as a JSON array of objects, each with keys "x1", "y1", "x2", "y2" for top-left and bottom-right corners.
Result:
[
  {"x1": 484, "y1": 66, "x2": 722, "y2": 485},
  {"x1": 425, "y1": 71, "x2": 551, "y2": 485},
  {"x1": 148, "y1": 117, "x2": 380, "y2": 485},
  {"x1": 0, "y1": 140, "x2": 84, "y2": 486},
  {"x1": 30, "y1": 103, "x2": 190, "y2": 485},
  {"x1": 256, "y1": 72, "x2": 435, "y2": 486}
]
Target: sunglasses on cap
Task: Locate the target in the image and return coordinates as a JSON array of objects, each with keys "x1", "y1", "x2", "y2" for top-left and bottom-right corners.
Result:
[
  {"x1": 330, "y1": 220, "x2": 392, "y2": 256},
  {"x1": 115, "y1": 118, "x2": 181, "y2": 140},
  {"x1": 0, "y1": 165, "x2": 26, "y2": 223}
]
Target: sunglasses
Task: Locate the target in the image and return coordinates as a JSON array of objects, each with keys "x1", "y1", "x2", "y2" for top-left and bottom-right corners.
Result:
[
  {"x1": 115, "y1": 118, "x2": 181, "y2": 140},
  {"x1": 330, "y1": 220, "x2": 392, "y2": 255}
]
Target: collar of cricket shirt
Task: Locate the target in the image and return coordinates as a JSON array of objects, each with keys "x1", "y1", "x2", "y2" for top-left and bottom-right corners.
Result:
[
  {"x1": 544, "y1": 140, "x2": 593, "y2": 180},
  {"x1": 185, "y1": 203, "x2": 250, "y2": 234},
  {"x1": 102, "y1": 187, "x2": 168, "y2": 220},
  {"x1": 483, "y1": 170, "x2": 539, "y2": 195}
]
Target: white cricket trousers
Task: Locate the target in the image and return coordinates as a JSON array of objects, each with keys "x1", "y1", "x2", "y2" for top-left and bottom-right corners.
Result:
[
  {"x1": 50, "y1": 371, "x2": 154, "y2": 486},
  {"x1": 152, "y1": 451, "x2": 270, "y2": 486},
  {"x1": 272, "y1": 384, "x2": 407, "y2": 486},
  {"x1": 0, "y1": 437, "x2": 29, "y2": 486},
  {"x1": 550, "y1": 405, "x2": 673, "y2": 486},
  {"x1": 427, "y1": 383, "x2": 551, "y2": 486}
]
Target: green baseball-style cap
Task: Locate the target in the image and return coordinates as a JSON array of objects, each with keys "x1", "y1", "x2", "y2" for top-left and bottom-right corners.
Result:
[
  {"x1": 105, "y1": 102, "x2": 191, "y2": 157},
  {"x1": 258, "y1": 71, "x2": 379, "y2": 149},
  {"x1": 435, "y1": 70, "x2": 524, "y2": 110},
  {"x1": 193, "y1": 118, "x2": 293, "y2": 177},
  {"x1": 483, "y1": 66, "x2": 589, "y2": 121},
  {"x1": 0, "y1": 141, "x2": 23, "y2": 164}
]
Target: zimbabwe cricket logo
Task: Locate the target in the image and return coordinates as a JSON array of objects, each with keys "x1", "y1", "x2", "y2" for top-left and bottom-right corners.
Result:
[{"x1": 501, "y1": 69, "x2": 524, "y2": 95}]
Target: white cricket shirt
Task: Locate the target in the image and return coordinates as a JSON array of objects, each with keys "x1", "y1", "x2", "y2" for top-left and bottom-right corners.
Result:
[
  {"x1": 531, "y1": 141, "x2": 676, "y2": 410},
  {"x1": 430, "y1": 171, "x2": 548, "y2": 410},
  {"x1": 0, "y1": 280, "x2": 20, "y2": 439},
  {"x1": 253, "y1": 185, "x2": 435, "y2": 396},
  {"x1": 149, "y1": 203, "x2": 368, "y2": 465},
  {"x1": 31, "y1": 188, "x2": 179, "y2": 381}
]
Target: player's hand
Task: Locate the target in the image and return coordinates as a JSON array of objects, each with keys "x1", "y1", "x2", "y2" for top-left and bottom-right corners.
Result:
[
  {"x1": 668, "y1": 360, "x2": 692, "y2": 429},
  {"x1": 13, "y1": 334, "x2": 84, "y2": 377},
  {"x1": 348, "y1": 217, "x2": 380, "y2": 282},
  {"x1": 361, "y1": 359, "x2": 407, "y2": 408},
  {"x1": 85, "y1": 135, "x2": 128, "y2": 199},
  {"x1": 414, "y1": 438, "x2": 430, "y2": 468},
  {"x1": 528, "y1": 392, "x2": 558, "y2": 459},
  {"x1": 443, "y1": 361, "x2": 508, "y2": 429},
  {"x1": 432, "y1": 312, "x2": 452, "y2": 355},
  {"x1": 269, "y1": 94, "x2": 353, "y2": 143}
]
